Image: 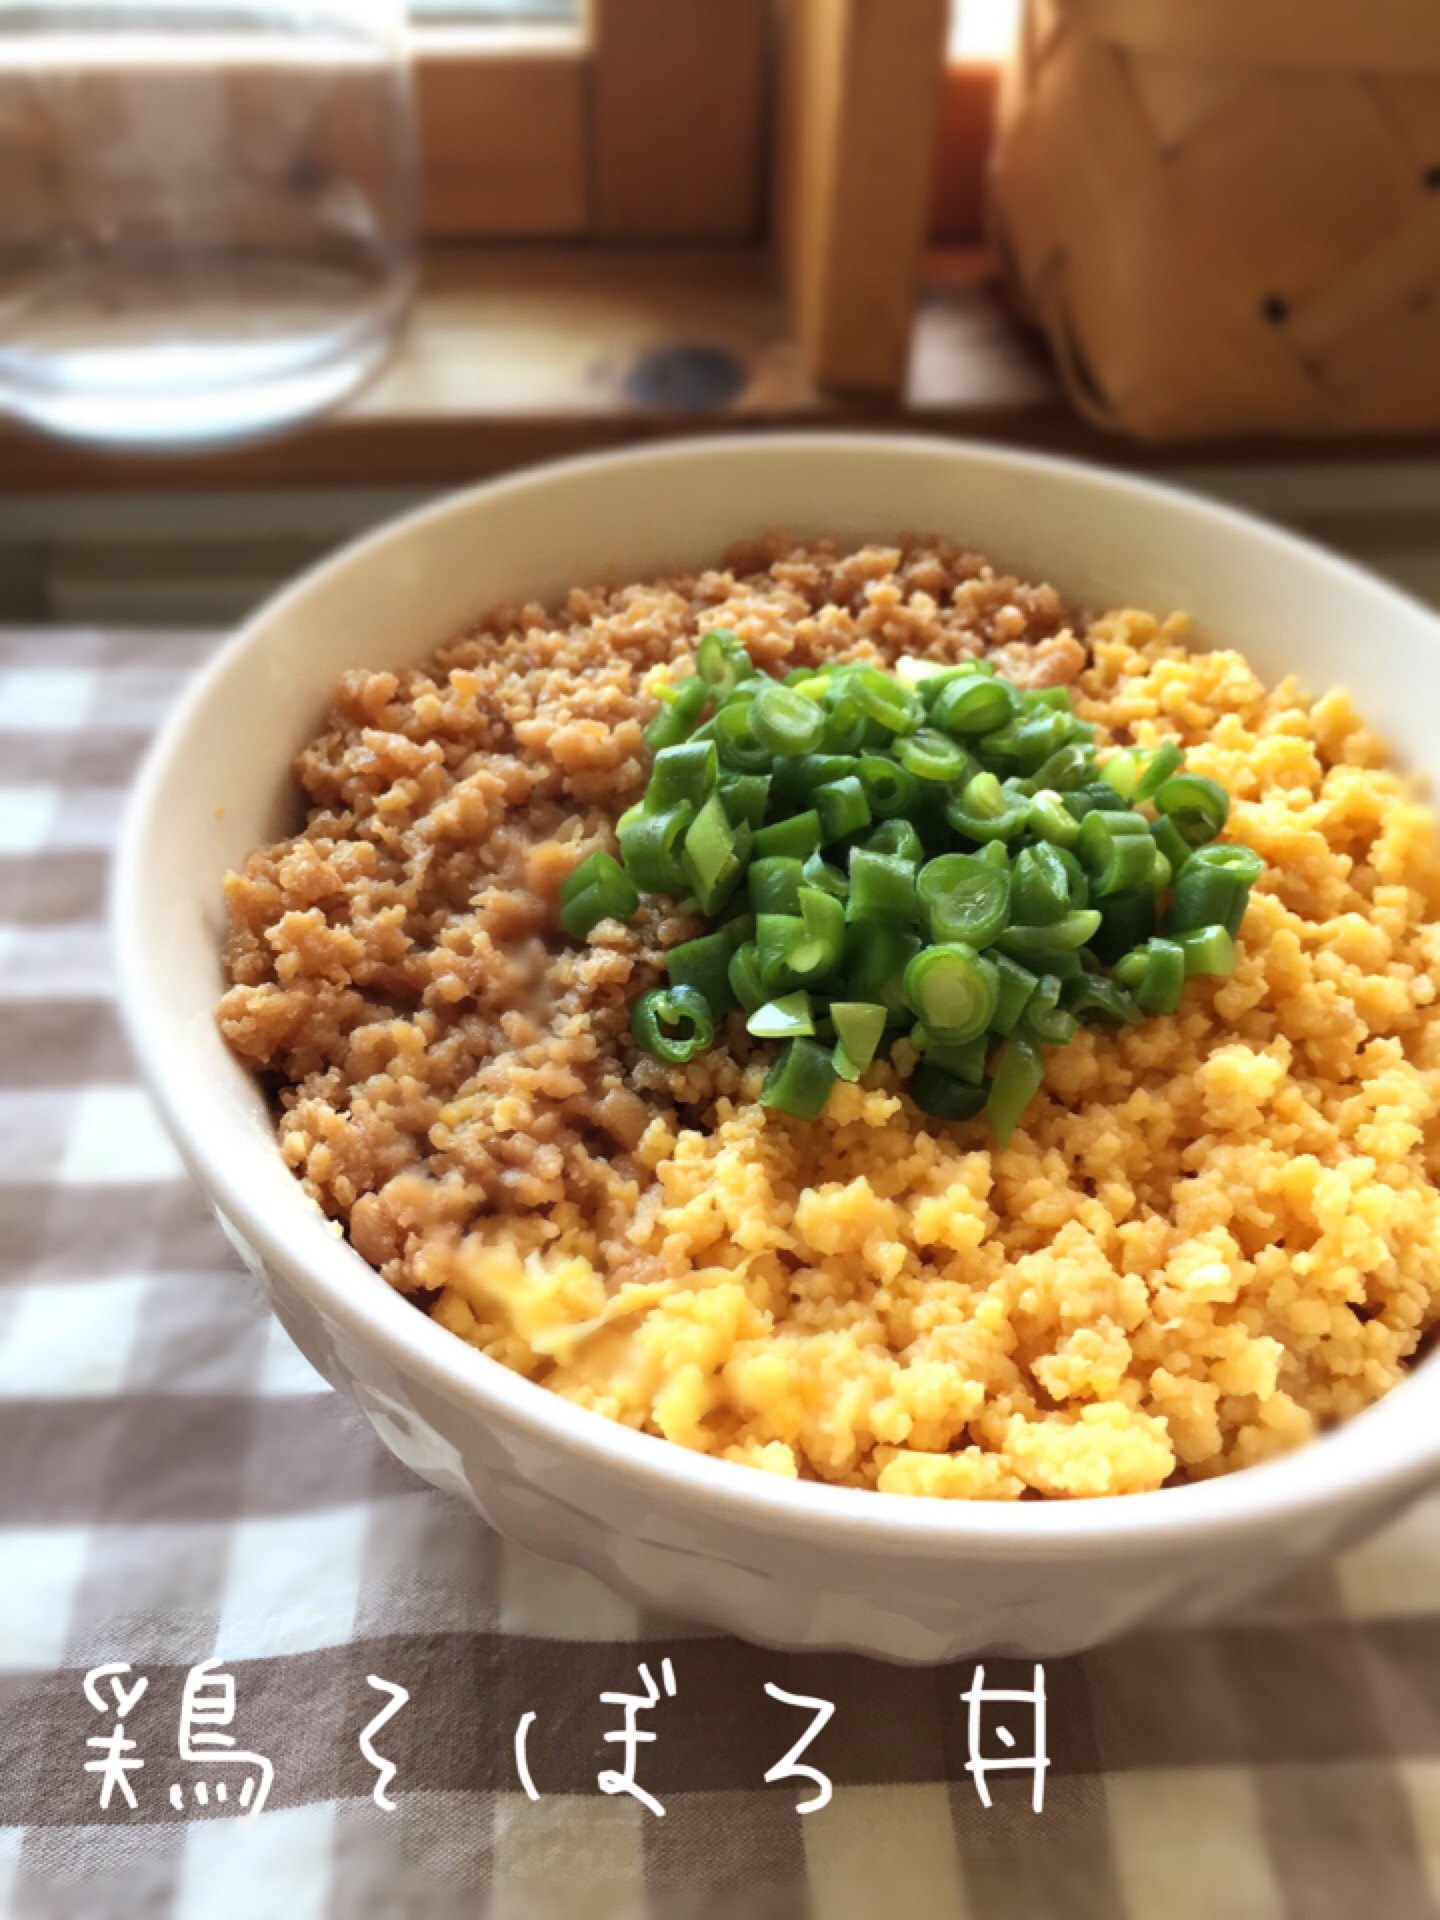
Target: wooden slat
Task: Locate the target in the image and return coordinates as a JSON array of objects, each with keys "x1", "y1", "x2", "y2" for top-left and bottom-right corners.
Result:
[
  {"x1": 4, "y1": 244, "x2": 1440, "y2": 496},
  {"x1": 775, "y1": 0, "x2": 950, "y2": 393},
  {"x1": 413, "y1": 27, "x2": 589, "y2": 239},
  {"x1": 586, "y1": 0, "x2": 769, "y2": 241},
  {"x1": 931, "y1": 60, "x2": 1002, "y2": 245}
]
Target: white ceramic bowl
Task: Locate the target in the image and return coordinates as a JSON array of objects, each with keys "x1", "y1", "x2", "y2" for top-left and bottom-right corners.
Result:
[{"x1": 114, "y1": 434, "x2": 1440, "y2": 1663}]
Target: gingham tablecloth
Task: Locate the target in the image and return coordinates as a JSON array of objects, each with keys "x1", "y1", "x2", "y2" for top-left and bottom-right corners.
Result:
[{"x1": 6, "y1": 626, "x2": 1440, "y2": 1920}]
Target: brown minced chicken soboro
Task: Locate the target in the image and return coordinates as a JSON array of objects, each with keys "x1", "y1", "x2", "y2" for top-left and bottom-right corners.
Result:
[{"x1": 220, "y1": 535, "x2": 1440, "y2": 1500}]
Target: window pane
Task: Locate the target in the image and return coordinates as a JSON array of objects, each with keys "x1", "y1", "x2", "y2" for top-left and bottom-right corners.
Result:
[
  {"x1": 410, "y1": 0, "x2": 579, "y2": 21},
  {"x1": 949, "y1": 0, "x2": 1020, "y2": 61}
]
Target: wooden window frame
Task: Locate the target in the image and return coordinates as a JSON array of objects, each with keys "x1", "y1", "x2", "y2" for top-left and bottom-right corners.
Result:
[
  {"x1": 411, "y1": 1, "x2": 998, "y2": 394},
  {"x1": 410, "y1": 1, "x2": 770, "y2": 243}
]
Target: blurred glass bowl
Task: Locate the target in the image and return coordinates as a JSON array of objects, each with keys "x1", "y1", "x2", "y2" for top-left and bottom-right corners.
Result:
[{"x1": 0, "y1": 0, "x2": 418, "y2": 450}]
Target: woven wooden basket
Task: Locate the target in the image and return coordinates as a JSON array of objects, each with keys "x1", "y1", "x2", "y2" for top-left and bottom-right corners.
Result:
[{"x1": 990, "y1": 0, "x2": 1440, "y2": 438}]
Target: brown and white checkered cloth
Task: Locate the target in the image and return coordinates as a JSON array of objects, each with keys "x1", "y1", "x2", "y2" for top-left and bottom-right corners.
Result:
[{"x1": 5, "y1": 625, "x2": 1440, "y2": 1920}]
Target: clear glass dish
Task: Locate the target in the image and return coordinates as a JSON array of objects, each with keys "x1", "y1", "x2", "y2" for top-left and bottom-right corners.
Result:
[{"x1": 0, "y1": 0, "x2": 418, "y2": 449}]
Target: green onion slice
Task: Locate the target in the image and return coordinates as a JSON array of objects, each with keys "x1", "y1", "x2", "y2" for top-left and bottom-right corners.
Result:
[
  {"x1": 752, "y1": 810, "x2": 821, "y2": 860},
  {"x1": 848, "y1": 849, "x2": 921, "y2": 925},
  {"x1": 1009, "y1": 843, "x2": 1071, "y2": 927},
  {"x1": 1153, "y1": 772, "x2": 1230, "y2": 847},
  {"x1": 647, "y1": 740, "x2": 717, "y2": 813},
  {"x1": 619, "y1": 806, "x2": 694, "y2": 895},
  {"x1": 750, "y1": 679, "x2": 825, "y2": 757},
  {"x1": 814, "y1": 775, "x2": 872, "y2": 843},
  {"x1": 748, "y1": 855, "x2": 804, "y2": 915},
  {"x1": 1177, "y1": 924, "x2": 1236, "y2": 977},
  {"x1": 987, "y1": 1033, "x2": 1045, "y2": 1146},
  {"x1": 631, "y1": 984, "x2": 714, "y2": 1064},
  {"x1": 918, "y1": 852, "x2": 1010, "y2": 948},
  {"x1": 910, "y1": 1064, "x2": 989, "y2": 1122},
  {"x1": 903, "y1": 943, "x2": 998, "y2": 1042},
  {"x1": 727, "y1": 941, "x2": 767, "y2": 1014},
  {"x1": 897, "y1": 728, "x2": 971, "y2": 784},
  {"x1": 760, "y1": 1036, "x2": 838, "y2": 1119},
  {"x1": 558, "y1": 850, "x2": 639, "y2": 940},
  {"x1": 748, "y1": 991, "x2": 817, "y2": 1039}
]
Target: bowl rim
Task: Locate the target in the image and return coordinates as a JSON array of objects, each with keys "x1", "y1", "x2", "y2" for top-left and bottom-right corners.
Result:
[{"x1": 113, "y1": 428, "x2": 1440, "y2": 1562}]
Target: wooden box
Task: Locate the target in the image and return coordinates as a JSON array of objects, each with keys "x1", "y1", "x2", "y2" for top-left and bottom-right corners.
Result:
[{"x1": 990, "y1": 0, "x2": 1440, "y2": 438}]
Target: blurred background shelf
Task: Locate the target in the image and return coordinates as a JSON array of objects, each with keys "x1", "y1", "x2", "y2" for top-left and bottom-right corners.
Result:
[{"x1": 4, "y1": 244, "x2": 1440, "y2": 624}]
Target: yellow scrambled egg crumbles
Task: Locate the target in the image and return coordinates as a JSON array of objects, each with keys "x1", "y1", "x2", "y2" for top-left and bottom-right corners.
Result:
[
  {"x1": 426, "y1": 618, "x2": 1440, "y2": 1498},
  {"x1": 221, "y1": 545, "x2": 1440, "y2": 1499}
]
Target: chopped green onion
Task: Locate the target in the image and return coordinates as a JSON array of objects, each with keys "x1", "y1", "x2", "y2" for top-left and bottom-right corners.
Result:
[
  {"x1": 713, "y1": 698, "x2": 772, "y2": 775},
  {"x1": 728, "y1": 940, "x2": 767, "y2": 1014},
  {"x1": 619, "y1": 805, "x2": 694, "y2": 895},
  {"x1": 1177, "y1": 924, "x2": 1236, "y2": 977},
  {"x1": 857, "y1": 754, "x2": 920, "y2": 818},
  {"x1": 991, "y1": 952, "x2": 1039, "y2": 1034},
  {"x1": 910, "y1": 1065, "x2": 989, "y2": 1122},
  {"x1": 696, "y1": 628, "x2": 754, "y2": 696},
  {"x1": 1029, "y1": 788, "x2": 1082, "y2": 847},
  {"x1": 842, "y1": 920, "x2": 923, "y2": 1017},
  {"x1": 558, "y1": 850, "x2": 639, "y2": 939},
  {"x1": 645, "y1": 675, "x2": 708, "y2": 751},
  {"x1": 787, "y1": 886, "x2": 847, "y2": 980},
  {"x1": 802, "y1": 849, "x2": 850, "y2": 899},
  {"x1": 647, "y1": 740, "x2": 717, "y2": 813},
  {"x1": 897, "y1": 728, "x2": 971, "y2": 784},
  {"x1": 994, "y1": 910, "x2": 1101, "y2": 961},
  {"x1": 752, "y1": 811, "x2": 821, "y2": 859},
  {"x1": 1153, "y1": 772, "x2": 1229, "y2": 847},
  {"x1": 683, "y1": 793, "x2": 750, "y2": 914},
  {"x1": 919, "y1": 659, "x2": 996, "y2": 707},
  {"x1": 583, "y1": 646, "x2": 1245, "y2": 1142},
  {"x1": 814, "y1": 775, "x2": 871, "y2": 843},
  {"x1": 667, "y1": 924, "x2": 747, "y2": 1017},
  {"x1": 757, "y1": 912, "x2": 805, "y2": 992},
  {"x1": 631, "y1": 984, "x2": 714, "y2": 1064},
  {"x1": 1150, "y1": 813, "x2": 1192, "y2": 879},
  {"x1": 1009, "y1": 843, "x2": 1071, "y2": 927},
  {"x1": 848, "y1": 849, "x2": 921, "y2": 924},
  {"x1": 1077, "y1": 810, "x2": 1157, "y2": 897},
  {"x1": 761, "y1": 1037, "x2": 837, "y2": 1119},
  {"x1": 863, "y1": 818, "x2": 926, "y2": 865},
  {"x1": 1131, "y1": 937, "x2": 1186, "y2": 1015},
  {"x1": 987, "y1": 1033, "x2": 1045, "y2": 1146},
  {"x1": 750, "y1": 679, "x2": 825, "y2": 756},
  {"x1": 904, "y1": 943, "x2": 998, "y2": 1042},
  {"x1": 1021, "y1": 975, "x2": 1078, "y2": 1046},
  {"x1": 1063, "y1": 974, "x2": 1142, "y2": 1024},
  {"x1": 821, "y1": 695, "x2": 868, "y2": 755},
  {"x1": 831, "y1": 1001, "x2": 887, "y2": 1080},
  {"x1": 1164, "y1": 843, "x2": 1264, "y2": 937},
  {"x1": 1019, "y1": 744, "x2": 1094, "y2": 797},
  {"x1": 1024, "y1": 685, "x2": 1076, "y2": 714},
  {"x1": 1131, "y1": 740, "x2": 1185, "y2": 803},
  {"x1": 748, "y1": 991, "x2": 817, "y2": 1039},
  {"x1": 911, "y1": 1026, "x2": 988, "y2": 1081},
  {"x1": 849, "y1": 663, "x2": 920, "y2": 734},
  {"x1": 918, "y1": 852, "x2": 1010, "y2": 948},
  {"x1": 978, "y1": 710, "x2": 1072, "y2": 775},
  {"x1": 718, "y1": 773, "x2": 770, "y2": 829},
  {"x1": 946, "y1": 771, "x2": 1032, "y2": 843},
  {"x1": 771, "y1": 753, "x2": 859, "y2": 804},
  {"x1": 1091, "y1": 889, "x2": 1155, "y2": 967},
  {"x1": 748, "y1": 856, "x2": 804, "y2": 915},
  {"x1": 1100, "y1": 749, "x2": 1142, "y2": 801},
  {"x1": 931, "y1": 673, "x2": 1016, "y2": 736},
  {"x1": 1054, "y1": 847, "x2": 1090, "y2": 909}
]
